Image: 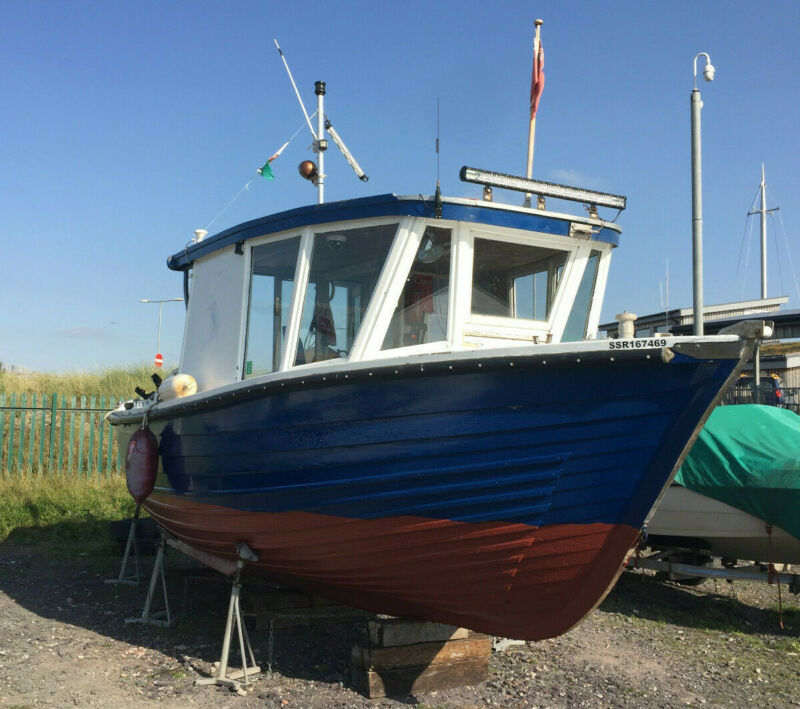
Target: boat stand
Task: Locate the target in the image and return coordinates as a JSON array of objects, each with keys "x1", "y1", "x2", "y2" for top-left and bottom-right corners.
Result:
[
  {"x1": 125, "y1": 535, "x2": 172, "y2": 627},
  {"x1": 627, "y1": 551, "x2": 800, "y2": 593},
  {"x1": 105, "y1": 503, "x2": 142, "y2": 586},
  {"x1": 196, "y1": 548, "x2": 261, "y2": 693}
]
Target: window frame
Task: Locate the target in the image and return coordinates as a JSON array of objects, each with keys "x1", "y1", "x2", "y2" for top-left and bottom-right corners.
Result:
[
  {"x1": 459, "y1": 226, "x2": 586, "y2": 345},
  {"x1": 238, "y1": 215, "x2": 614, "y2": 376},
  {"x1": 240, "y1": 232, "x2": 305, "y2": 380}
]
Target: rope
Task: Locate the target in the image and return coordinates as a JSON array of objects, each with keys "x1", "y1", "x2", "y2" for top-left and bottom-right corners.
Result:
[
  {"x1": 198, "y1": 116, "x2": 317, "y2": 237},
  {"x1": 204, "y1": 180, "x2": 254, "y2": 233}
]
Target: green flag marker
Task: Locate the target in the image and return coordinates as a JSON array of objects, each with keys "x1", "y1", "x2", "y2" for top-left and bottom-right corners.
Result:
[{"x1": 258, "y1": 161, "x2": 275, "y2": 180}]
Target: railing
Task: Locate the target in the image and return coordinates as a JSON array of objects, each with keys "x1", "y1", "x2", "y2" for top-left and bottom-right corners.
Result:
[
  {"x1": 721, "y1": 385, "x2": 800, "y2": 415},
  {"x1": 0, "y1": 393, "x2": 124, "y2": 476}
]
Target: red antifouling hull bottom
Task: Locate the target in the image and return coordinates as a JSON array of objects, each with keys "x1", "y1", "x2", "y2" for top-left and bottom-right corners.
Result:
[{"x1": 145, "y1": 494, "x2": 639, "y2": 640}]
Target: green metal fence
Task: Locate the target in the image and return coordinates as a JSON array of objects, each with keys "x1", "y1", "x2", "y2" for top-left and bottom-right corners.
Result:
[{"x1": 0, "y1": 393, "x2": 124, "y2": 476}]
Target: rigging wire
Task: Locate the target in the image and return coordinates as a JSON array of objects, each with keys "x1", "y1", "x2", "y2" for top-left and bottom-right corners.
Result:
[
  {"x1": 735, "y1": 186, "x2": 761, "y2": 300},
  {"x1": 773, "y1": 201, "x2": 800, "y2": 303},
  {"x1": 199, "y1": 117, "x2": 315, "y2": 236},
  {"x1": 203, "y1": 180, "x2": 255, "y2": 234},
  {"x1": 773, "y1": 212, "x2": 785, "y2": 298},
  {"x1": 767, "y1": 184, "x2": 800, "y2": 302}
]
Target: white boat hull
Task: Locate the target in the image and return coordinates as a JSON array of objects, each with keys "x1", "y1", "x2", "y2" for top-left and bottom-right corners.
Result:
[{"x1": 647, "y1": 486, "x2": 800, "y2": 565}]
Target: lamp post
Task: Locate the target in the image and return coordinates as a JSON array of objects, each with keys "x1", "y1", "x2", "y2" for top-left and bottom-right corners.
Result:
[
  {"x1": 691, "y1": 52, "x2": 715, "y2": 336},
  {"x1": 139, "y1": 298, "x2": 184, "y2": 364}
]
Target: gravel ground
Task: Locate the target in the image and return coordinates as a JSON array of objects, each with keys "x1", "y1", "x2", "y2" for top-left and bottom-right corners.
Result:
[{"x1": 0, "y1": 543, "x2": 798, "y2": 708}]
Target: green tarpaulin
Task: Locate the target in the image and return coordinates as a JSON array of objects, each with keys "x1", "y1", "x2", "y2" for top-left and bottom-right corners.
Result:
[{"x1": 675, "y1": 404, "x2": 800, "y2": 540}]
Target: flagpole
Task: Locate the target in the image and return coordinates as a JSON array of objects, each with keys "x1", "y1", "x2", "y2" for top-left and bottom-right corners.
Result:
[{"x1": 524, "y1": 19, "x2": 543, "y2": 207}]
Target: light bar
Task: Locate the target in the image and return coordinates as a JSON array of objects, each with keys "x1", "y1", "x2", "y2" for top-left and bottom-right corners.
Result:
[{"x1": 460, "y1": 166, "x2": 627, "y2": 211}]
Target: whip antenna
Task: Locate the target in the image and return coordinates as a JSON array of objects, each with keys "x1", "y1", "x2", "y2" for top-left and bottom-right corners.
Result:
[
  {"x1": 274, "y1": 38, "x2": 317, "y2": 141},
  {"x1": 436, "y1": 97, "x2": 441, "y2": 186}
]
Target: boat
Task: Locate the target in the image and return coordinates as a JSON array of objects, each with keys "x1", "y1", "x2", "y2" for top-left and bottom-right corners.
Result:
[
  {"x1": 107, "y1": 36, "x2": 765, "y2": 640},
  {"x1": 646, "y1": 404, "x2": 800, "y2": 565}
]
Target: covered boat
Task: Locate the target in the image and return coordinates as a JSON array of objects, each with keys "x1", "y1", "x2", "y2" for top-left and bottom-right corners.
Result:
[
  {"x1": 108, "y1": 179, "x2": 761, "y2": 639},
  {"x1": 647, "y1": 404, "x2": 800, "y2": 564}
]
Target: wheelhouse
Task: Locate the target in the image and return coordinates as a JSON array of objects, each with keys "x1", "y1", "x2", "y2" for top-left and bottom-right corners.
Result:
[{"x1": 169, "y1": 194, "x2": 621, "y2": 392}]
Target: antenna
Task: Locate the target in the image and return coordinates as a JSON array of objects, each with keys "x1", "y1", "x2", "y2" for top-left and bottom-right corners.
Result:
[
  {"x1": 274, "y1": 39, "x2": 317, "y2": 142},
  {"x1": 660, "y1": 259, "x2": 670, "y2": 332},
  {"x1": 274, "y1": 37, "x2": 368, "y2": 202},
  {"x1": 436, "y1": 97, "x2": 440, "y2": 186}
]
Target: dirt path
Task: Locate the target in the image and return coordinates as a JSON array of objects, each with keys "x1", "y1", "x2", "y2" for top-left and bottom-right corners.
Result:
[{"x1": 1, "y1": 544, "x2": 798, "y2": 708}]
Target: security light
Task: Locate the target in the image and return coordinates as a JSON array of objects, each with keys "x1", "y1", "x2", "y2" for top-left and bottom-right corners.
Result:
[{"x1": 460, "y1": 166, "x2": 626, "y2": 211}]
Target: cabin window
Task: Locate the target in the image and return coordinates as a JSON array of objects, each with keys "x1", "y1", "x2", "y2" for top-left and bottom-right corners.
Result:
[
  {"x1": 471, "y1": 238, "x2": 567, "y2": 320},
  {"x1": 562, "y1": 250, "x2": 601, "y2": 341},
  {"x1": 382, "y1": 227, "x2": 451, "y2": 350},
  {"x1": 297, "y1": 224, "x2": 397, "y2": 364},
  {"x1": 243, "y1": 236, "x2": 302, "y2": 378}
]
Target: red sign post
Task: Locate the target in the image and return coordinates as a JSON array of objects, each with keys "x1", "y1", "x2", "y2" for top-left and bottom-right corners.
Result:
[{"x1": 155, "y1": 353, "x2": 163, "y2": 368}]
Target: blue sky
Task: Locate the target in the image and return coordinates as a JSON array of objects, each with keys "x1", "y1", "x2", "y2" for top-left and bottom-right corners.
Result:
[{"x1": 1, "y1": 1, "x2": 798, "y2": 372}]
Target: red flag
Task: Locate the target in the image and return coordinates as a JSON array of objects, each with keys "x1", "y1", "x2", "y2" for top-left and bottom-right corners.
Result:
[{"x1": 529, "y1": 38, "x2": 545, "y2": 120}]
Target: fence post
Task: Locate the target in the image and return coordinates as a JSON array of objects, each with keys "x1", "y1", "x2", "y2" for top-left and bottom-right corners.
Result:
[
  {"x1": 68, "y1": 396, "x2": 76, "y2": 475},
  {"x1": 28, "y1": 394, "x2": 37, "y2": 475},
  {"x1": 58, "y1": 395, "x2": 66, "y2": 473},
  {"x1": 38, "y1": 394, "x2": 47, "y2": 474},
  {"x1": 77, "y1": 395, "x2": 86, "y2": 476},
  {"x1": 18, "y1": 393, "x2": 26, "y2": 475},
  {"x1": 0, "y1": 393, "x2": 5, "y2": 473},
  {"x1": 96, "y1": 396, "x2": 106, "y2": 475},
  {"x1": 8, "y1": 393, "x2": 16, "y2": 475},
  {"x1": 88, "y1": 395, "x2": 97, "y2": 477},
  {"x1": 105, "y1": 396, "x2": 115, "y2": 475},
  {"x1": 48, "y1": 392, "x2": 57, "y2": 473}
]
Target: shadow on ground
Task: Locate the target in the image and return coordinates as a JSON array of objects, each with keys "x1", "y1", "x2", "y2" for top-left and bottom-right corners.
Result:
[
  {"x1": 0, "y1": 520, "x2": 377, "y2": 695},
  {"x1": 603, "y1": 569, "x2": 799, "y2": 637}
]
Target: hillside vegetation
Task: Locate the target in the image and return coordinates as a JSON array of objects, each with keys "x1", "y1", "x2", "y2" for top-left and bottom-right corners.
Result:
[{"x1": 0, "y1": 365, "x2": 167, "y2": 398}]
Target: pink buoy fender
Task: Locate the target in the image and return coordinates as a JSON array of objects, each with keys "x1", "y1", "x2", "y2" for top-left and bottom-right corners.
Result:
[{"x1": 125, "y1": 421, "x2": 159, "y2": 504}]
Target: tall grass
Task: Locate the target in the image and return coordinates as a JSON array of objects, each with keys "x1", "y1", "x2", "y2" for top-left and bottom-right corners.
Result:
[
  {"x1": 0, "y1": 367, "x2": 159, "y2": 551},
  {"x1": 0, "y1": 474, "x2": 135, "y2": 550},
  {"x1": 0, "y1": 364, "x2": 166, "y2": 398}
]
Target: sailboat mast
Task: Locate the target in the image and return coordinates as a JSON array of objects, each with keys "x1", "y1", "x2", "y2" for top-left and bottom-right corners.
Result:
[
  {"x1": 748, "y1": 163, "x2": 779, "y2": 300},
  {"x1": 759, "y1": 163, "x2": 767, "y2": 298}
]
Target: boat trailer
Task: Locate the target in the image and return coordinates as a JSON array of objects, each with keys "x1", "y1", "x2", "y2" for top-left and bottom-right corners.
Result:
[{"x1": 627, "y1": 548, "x2": 800, "y2": 594}]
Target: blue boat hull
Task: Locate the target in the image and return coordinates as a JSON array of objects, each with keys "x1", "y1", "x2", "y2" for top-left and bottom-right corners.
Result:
[{"x1": 118, "y1": 344, "x2": 744, "y2": 638}]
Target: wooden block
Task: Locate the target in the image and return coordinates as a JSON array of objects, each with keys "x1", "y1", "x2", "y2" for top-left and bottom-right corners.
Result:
[
  {"x1": 368, "y1": 619, "x2": 468, "y2": 647},
  {"x1": 351, "y1": 657, "x2": 489, "y2": 698},
  {"x1": 352, "y1": 635, "x2": 491, "y2": 670}
]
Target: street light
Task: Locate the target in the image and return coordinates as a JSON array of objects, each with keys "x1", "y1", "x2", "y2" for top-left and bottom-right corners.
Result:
[
  {"x1": 139, "y1": 298, "x2": 184, "y2": 364},
  {"x1": 691, "y1": 52, "x2": 715, "y2": 336}
]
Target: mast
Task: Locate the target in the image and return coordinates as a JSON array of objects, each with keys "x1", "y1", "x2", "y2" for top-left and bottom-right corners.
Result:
[
  {"x1": 748, "y1": 163, "x2": 779, "y2": 299},
  {"x1": 315, "y1": 81, "x2": 327, "y2": 204},
  {"x1": 759, "y1": 163, "x2": 768, "y2": 299}
]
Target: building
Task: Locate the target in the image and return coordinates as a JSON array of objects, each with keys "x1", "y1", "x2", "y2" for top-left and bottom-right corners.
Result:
[
  {"x1": 599, "y1": 296, "x2": 788, "y2": 339},
  {"x1": 599, "y1": 297, "x2": 800, "y2": 389}
]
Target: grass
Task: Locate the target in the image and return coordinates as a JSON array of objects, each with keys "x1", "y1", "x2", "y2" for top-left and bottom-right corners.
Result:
[
  {"x1": 0, "y1": 473, "x2": 136, "y2": 555},
  {"x1": 0, "y1": 364, "x2": 166, "y2": 398}
]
